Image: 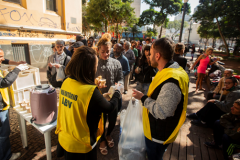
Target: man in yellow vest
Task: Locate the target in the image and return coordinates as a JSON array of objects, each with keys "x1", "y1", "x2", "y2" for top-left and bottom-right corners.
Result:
[
  {"x1": 133, "y1": 38, "x2": 189, "y2": 160},
  {"x1": 0, "y1": 49, "x2": 29, "y2": 160}
]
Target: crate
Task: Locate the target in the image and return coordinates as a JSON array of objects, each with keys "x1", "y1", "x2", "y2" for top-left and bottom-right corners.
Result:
[
  {"x1": 0, "y1": 65, "x2": 41, "y2": 91},
  {"x1": 9, "y1": 87, "x2": 32, "y2": 106}
]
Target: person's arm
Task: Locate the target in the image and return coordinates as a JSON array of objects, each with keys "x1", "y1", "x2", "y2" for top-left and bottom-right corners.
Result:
[
  {"x1": 128, "y1": 51, "x2": 136, "y2": 66},
  {"x1": 116, "y1": 63, "x2": 124, "y2": 85},
  {"x1": 215, "y1": 92, "x2": 240, "y2": 113},
  {"x1": 91, "y1": 88, "x2": 121, "y2": 113},
  {"x1": 141, "y1": 82, "x2": 182, "y2": 119},
  {"x1": 190, "y1": 54, "x2": 203, "y2": 70},
  {"x1": 0, "y1": 68, "x2": 21, "y2": 88},
  {"x1": 2, "y1": 59, "x2": 26, "y2": 65},
  {"x1": 209, "y1": 58, "x2": 219, "y2": 66},
  {"x1": 123, "y1": 59, "x2": 130, "y2": 76}
]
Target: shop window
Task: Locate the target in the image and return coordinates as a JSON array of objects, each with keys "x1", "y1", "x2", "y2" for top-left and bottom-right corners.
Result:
[
  {"x1": 3, "y1": 0, "x2": 21, "y2": 4},
  {"x1": 46, "y1": 0, "x2": 56, "y2": 12}
]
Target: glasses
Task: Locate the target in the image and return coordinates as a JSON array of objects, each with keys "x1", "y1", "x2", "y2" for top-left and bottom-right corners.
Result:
[
  {"x1": 56, "y1": 46, "x2": 63, "y2": 48},
  {"x1": 225, "y1": 82, "x2": 233, "y2": 85}
]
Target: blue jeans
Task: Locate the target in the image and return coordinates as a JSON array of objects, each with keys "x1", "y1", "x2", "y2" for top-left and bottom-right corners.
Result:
[
  {"x1": 145, "y1": 137, "x2": 169, "y2": 160},
  {"x1": 0, "y1": 110, "x2": 12, "y2": 160}
]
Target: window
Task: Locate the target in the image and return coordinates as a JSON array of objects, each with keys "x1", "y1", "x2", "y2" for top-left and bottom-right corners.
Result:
[
  {"x1": 46, "y1": 0, "x2": 56, "y2": 12},
  {"x1": 3, "y1": 0, "x2": 21, "y2": 4}
]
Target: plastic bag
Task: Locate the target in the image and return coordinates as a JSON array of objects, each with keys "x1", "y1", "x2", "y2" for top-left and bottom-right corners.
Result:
[
  {"x1": 118, "y1": 99, "x2": 146, "y2": 160},
  {"x1": 56, "y1": 66, "x2": 65, "y2": 82}
]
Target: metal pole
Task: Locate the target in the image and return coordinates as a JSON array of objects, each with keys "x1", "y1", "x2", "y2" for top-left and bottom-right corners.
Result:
[
  {"x1": 179, "y1": 2, "x2": 187, "y2": 43},
  {"x1": 187, "y1": 21, "x2": 192, "y2": 44}
]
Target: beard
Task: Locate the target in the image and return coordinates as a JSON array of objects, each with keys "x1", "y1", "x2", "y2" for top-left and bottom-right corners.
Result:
[
  {"x1": 150, "y1": 57, "x2": 158, "y2": 68},
  {"x1": 114, "y1": 52, "x2": 121, "y2": 57}
]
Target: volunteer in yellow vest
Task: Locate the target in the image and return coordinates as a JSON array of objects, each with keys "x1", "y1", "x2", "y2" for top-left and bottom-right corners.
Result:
[
  {"x1": 55, "y1": 46, "x2": 121, "y2": 160},
  {"x1": 133, "y1": 38, "x2": 189, "y2": 160},
  {"x1": 0, "y1": 48, "x2": 29, "y2": 160}
]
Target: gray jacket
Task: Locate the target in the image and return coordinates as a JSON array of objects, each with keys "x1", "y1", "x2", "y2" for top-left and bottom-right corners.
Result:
[
  {"x1": 215, "y1": 89, "x2": 240, "y2": 113},
  {"x1": 47, "y1": 52, "x2": 71, "y2": 75},
  {"x1": 123, "y1": 49, "x2": 135, "y2": 66},
  {"x1": 96, "y1": 57, "x2": 124, "y2": 93}
]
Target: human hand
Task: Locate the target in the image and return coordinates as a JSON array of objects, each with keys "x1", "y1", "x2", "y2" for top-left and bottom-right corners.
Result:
[
  {"x1": 48, "y1": 63, "x2": 53, "y2": 68},
  {"x1": 132, "y1": 89, "x2": 144, "y2": 100},
  {"x1": 16, "y1": 64, "x2": 29, "y2": 71},
  {"x1": 208, "y1": 99, "x2": 216, "y2": 103},
  {"x1": 55, "y1": 64, "x2": 61, "y2": 69},
  {"x1": 213, "y1": 93, "x2": 216, "y2": 98},
  {"x1": 98, "y1": 81, "x2": 107, "y2": 88},
  {"x1": 115, "y1": 83, "x2": 124, "y2": 94},
  {"x1": 135, "y1": 68, "x2": 140, "y2": 74},
  {"x1": 17, "y1": 61, "x2": 26, "y2": 65},
  {"x1": 103, "y1": 93, "x2": 111, "y2": 101}
]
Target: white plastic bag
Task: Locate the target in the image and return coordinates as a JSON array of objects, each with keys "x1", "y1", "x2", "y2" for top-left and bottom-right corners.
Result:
[
  {"x1": 56, "y1": 66, "x2": 65, "y2": 82},
  {"x1": 118, "y1": 99, "x2": 146, "y2": 160}
]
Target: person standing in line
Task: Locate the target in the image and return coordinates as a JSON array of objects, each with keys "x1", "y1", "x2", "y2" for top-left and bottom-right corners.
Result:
[
  {"x1": 191, "y1": 44, "x2": 196, "y2": 61},
  {"x1": 0, "y1": 48, "x2": 30, "y2": 160},
  {"x1": 123, "y1": 41, "x2": 135, "y2": 94},
  {"x1": 173, "y1": 43, "x2": 187, "y2": 70},
  {"x1": 190, "y1": 47, "x2": 219, "y2": 93},
  {"x1": 131, "y1": 41, "x2": 138, "y2": 80},
  {"x1": 132, "y1": 38, "x2": 189, "y2": 160},
  {"x1": 55, "y1": 46, "x2": 122, "y2": 160},
  {"x1": 47, "y1": 40, "x2": 71, "y2": 88},
  {"x1": 95, "y1": 38, "x2": 124, "y2": 155},
  {"x1": 142, "y1": 37, "x2": 152, "y2": 53}
]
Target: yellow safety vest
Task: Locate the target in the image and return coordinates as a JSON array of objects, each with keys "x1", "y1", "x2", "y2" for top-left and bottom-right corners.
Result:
[
  {"x1": 143, "y1": 67, "x2": 189, "y2": 145},
  {"x1": 55, "y1": 78, "x2": 104, "y2": 153},
  {"x1": 0, "y1": 71, "x2": 10, "y2": 110}
]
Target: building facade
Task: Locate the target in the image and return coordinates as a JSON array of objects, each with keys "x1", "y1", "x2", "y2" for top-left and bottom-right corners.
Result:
[
  {"x1": 0, "y1": 0, "x2": 82, "y2": 68},
  {"x1": 130, "y1": 0, "x2": 141, "y2": 18}
]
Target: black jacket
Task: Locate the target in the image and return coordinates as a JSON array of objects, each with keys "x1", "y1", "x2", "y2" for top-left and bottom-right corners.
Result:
[
  {"x1": 173, "y1": 54, "x2": 187, "y2": 70},
  {"x1": 136, "y1": 62, "x2": 157, "y2": 83}
]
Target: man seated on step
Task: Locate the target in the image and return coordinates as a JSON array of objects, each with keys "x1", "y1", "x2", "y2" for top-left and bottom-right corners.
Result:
[
  {"x1": 204, "y1": 99, "x2": 240, "y2": 160},
  {"x1": 187, "y1": 77, "x2": 240, "y2": 127},
  {"x1": 206, "y1": 69, "x2": 233, "y2": 101}
]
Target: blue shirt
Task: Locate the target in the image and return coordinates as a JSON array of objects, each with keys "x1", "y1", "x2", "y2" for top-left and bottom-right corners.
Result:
[{"x1": 111, "y1": 53, "x2": 130, "y2": 76}]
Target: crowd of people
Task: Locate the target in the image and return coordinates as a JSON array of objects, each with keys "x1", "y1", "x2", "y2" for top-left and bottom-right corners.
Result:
[{"x1": 0, "y1": 32, "x2": 240, "y2": 160}]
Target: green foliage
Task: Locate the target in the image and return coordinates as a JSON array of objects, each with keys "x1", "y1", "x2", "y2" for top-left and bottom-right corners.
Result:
[
  {"x1": 129, "y1": 25, "x2": 141, "y2": 38},
  {"x1": 181, "y1": 2, "x2": 191, "y2": 15},
  {"x1": 145, "y1": 28, "x2": 157, "y2": 38},
  {"x1": 166, "y1": 20, "x2": 188, "y2": 40}
]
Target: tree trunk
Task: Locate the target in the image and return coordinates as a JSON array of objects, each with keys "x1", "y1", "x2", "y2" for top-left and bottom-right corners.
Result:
[
  {"x1": 216, "y1": 18, "x2": 229, "y2": 56},
  {"x1": 159, "y1": 26, "x2": 163, "y2": 38},
  {"x1": 212, "y1": 38, "x2": 215, "y2": 48},
  {"x1": 116, "y1": 23, "x2": 119, "y2": 42},
  {"x1": 105, "y1": 21, "x2": 108, "y2": 32}
]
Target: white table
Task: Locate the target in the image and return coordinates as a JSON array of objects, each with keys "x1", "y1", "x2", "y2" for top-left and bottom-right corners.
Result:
[{"x1": 14, "y1": 106, "x2": 57, "y2": 160}]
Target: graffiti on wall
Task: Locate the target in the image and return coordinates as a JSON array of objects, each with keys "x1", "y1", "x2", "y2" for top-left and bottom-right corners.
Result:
[
  {"x1": 0, "y1": 31, "x2": 16, "y2": 37},
  {"x1": 0, "y1": 7, "x2": 81, "y2": 32},
  {"x1": 29, "y1": 45, "x2": 53, "y2": 63},
  {"x1": 17, "y1": 30, "x2": 39, "y2": 38}
]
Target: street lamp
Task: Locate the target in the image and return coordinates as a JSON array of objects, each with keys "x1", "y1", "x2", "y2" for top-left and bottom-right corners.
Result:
[{"x1": 179, "y1": 0, "x2": 188, "y2": 43}]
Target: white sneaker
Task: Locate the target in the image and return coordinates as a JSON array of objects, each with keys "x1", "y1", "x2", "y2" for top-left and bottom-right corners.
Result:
[{"x1": 9, "y1": 152, "x2": 21, "y2": 160}]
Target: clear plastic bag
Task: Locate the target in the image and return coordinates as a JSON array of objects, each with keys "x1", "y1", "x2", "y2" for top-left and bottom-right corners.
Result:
[
  {"x1": 118, "y1": 99, "x2": 146, "y2": 160},
  {"x1": 56, "y1": 66, "x2": 65, "y2": 82}
]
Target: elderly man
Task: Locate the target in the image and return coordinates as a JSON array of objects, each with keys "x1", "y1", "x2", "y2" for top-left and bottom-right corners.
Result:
[
  {"x1": 204, "y1": 99, "x2": 240, "y2": 160},
  {"x1": 207, "y1": 69, "x2": 234, "y2": 100},
  {"x1": 188, "y1": 77, "x2": 240, "y2": 127},
  {"x1": 47, "y1": 40, "x2": 71, "y2": 88},
  {"x1": 123, "y1": 41, "x2": 135, "y2": 94},
  {"x1": 132, "y1": 38, "x2": 189, "y2": 160}
]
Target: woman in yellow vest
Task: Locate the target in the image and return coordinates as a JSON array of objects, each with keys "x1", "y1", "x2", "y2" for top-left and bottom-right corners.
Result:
[{"x1": 55, "y1": 46, "x2": 121, "y2": 159}]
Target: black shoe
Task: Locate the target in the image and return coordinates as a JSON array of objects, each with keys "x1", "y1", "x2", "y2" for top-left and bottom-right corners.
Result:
[
  {"x1": 187, "y1": 113, "x2": 198, "y2": 119},
  {"x1": 204, "y1": 141, "x2": 220, "y2": 148},
  {"x1": 191, "y1": 120, "x2": 208, "y2": 128}
]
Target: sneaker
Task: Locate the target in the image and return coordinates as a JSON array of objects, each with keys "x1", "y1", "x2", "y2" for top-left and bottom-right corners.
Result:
[
  {"x1": 191, "y1": 120, "x2": 208, "y2": 128},
  {"x1": 9, "y1": 152, "x2": 21, "y2": 160},
  {"x1": 204, "y1": 141, "x2": 220, "y2": 148},
  {"x1": 187, "y1": 113, "x2": 198, "y2": 119}
]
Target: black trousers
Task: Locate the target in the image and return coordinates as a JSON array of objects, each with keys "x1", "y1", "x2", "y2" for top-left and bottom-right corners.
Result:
[
  {"x1": 196, "y1": 102, "x2": 225, "y2": 126},
  {"x1": 206, "y1": 91, "x2": 226, "y2": 101},
  {"x1": 213, "y1": 120, "x2": 240, "y2": 160},
  {"x1": 57, "y1": 142, "x2": 97, "y2": 160}
]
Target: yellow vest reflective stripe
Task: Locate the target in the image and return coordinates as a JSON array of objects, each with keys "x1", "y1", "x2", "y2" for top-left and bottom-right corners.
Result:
[
  {"x1": 143, "y1": 67, "x2": 189, "y2": 145},
  {"x1": 0, "y1": 71, "x2": 10, "y2": 110},
  {"x1": 55, "y1": 78, "x2": 104, "y2": 153}
]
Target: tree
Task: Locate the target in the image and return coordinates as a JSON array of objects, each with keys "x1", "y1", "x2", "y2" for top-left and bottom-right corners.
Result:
[
  {"x1": 166, "y1": 20, "x2": 188, "y2": 40},
  {"x1": 145, "y1": 28, "x2": 157, "y2": 38},
  {"x1": 123, "y1": 27, "x2": 129, "y2": 40},
  {"x1": 142, "y1": 0, "x2": 185, "y2": 37},
  {"x1": 129, "y1": 25, "x2": 141, "y2": 39},
  {"x1": 181, "y1": 2, "x2": 191, "y2": 15}
]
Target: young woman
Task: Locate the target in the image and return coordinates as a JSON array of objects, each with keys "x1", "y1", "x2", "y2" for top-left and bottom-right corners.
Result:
[
  {"x1": 135, "y1": 45, "x2": 157, "y2": 94},
  {"x1": 190, "y1": 47, "x2": 219, "y2": 93},
  {"x1": 55, "y1": 46, "x2": 122, "y2": 160},
  {"x1": 173, "y1": 43, "x2": 187, "y2": 69}
]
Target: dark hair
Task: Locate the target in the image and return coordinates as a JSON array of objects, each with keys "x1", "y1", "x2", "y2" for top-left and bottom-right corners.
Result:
[
  {"x1": 175, "y1": 43, "x2": 185, "y2": 53},
  {"x1": 76, "y1": 35, "x2": 82, "y2": 42},
  {"x1": 152, "y1": 38, "x2": 175, "y2": 61},
  {"x1": 235, "y1": 99, "x2": 240, "y2": 106},
  {"x1": 87, "y1": 39, "x2": 93, "y2": 44},
  {"x1": 139, "y1": 45, "x2": 151, "y2": 66},
  {"x1": 226, "y1": 77, "x2": 239, "y2": 85},
  {"x1": 66, "y1": 46, "x2": 97, "y2": 85}
]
